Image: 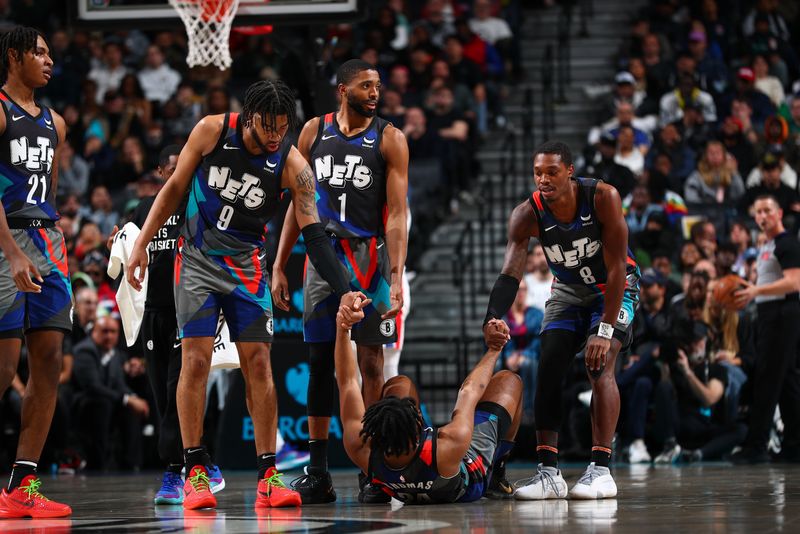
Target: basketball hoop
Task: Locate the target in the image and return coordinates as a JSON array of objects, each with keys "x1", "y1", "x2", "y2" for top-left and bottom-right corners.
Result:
[{"x1": 169, "y1": 0, "x2": 241, "y2": 70}]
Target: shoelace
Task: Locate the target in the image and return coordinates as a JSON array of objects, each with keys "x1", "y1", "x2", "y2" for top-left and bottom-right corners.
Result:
[
  {"x1": 161, "y1": 472, "x2": 183, "y2": 491},
  {"x1": 577, "y1": 465, "x2": 603, "y2": 486},
  {"x1": 20, "y1": 478, "x2": 48, "y2": 501},
  {"x1": 264, "y1": 471, "x2": 288, "y2": 489},
  {"x1": 187, "y1": 470, "x2": 211, "y2": 492},
  {"x1": 516, "y1": 468, "x2": 562, "y2": 496}
]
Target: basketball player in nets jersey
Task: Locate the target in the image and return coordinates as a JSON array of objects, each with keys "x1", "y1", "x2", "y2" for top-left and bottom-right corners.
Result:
[
  {"x1": 483, "y1": 141, "x2": 640, "y2": 500},
  {"x1": 127, "y1": 80, "x2": 360, "y2": 511},
  {"x1": 0, "y1": 27, "x2": 73, "y2": 519},
  {"x1": 332, "y1": 292, "x2": 520, "y2": 504},
  {"x1": 272, "y1": 59, "x2": 408, "y2": 504}
]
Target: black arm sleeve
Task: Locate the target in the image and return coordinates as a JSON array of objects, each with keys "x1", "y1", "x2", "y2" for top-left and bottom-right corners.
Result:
[
  {"x1": 484, "y1": 273, "x2": 521, "y2": 325},
  {"x1": 302, "y1": 223, "x2": 351, "y2": 298}
]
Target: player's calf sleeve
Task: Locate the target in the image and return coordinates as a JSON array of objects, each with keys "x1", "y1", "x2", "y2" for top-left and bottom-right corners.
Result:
[
  {"x1": 307, "y1": 342, "x2": 336, "y2": 418},
  {"x1": 383, "y1": 346, "x2": 401, "y2": 379},
  {"x1": 302, "y1": 223, "x2": 351, "y2": 297},
  {"x1": 534, "y1": 330, "x2": 578, "y2": 432}
]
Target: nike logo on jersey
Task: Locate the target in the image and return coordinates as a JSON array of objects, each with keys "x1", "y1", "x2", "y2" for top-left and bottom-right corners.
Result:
[
  {"x1": 223, "y1": 143, "x2": 238, "y2": 150},
  {"x1": 363, "y1": 136, "x2": 376, "y2": 144},
  {"x1": 377, "y1": 242, "x2": 384, "y2": 249},
  {"x1": 580, "y1": 214, "x2": 591, "y2": 222},
  {"x1": 264, "y1": 159, "x2": 278, "y2": 169},
  {"x1": 44, "y1": 118, "x2": 52, "y2": 125},
  {"x1": 257, "y1": 250, "x2": 267, "y2": 261},
  {"x1": 321, "y1": 134, "x2": 337, "y2": 140},
  {"x1": 544, "y1": 224, "x2": 557, "y2": 232},
  {"x1": 11, "y1": 115, "x2": 23, "y2": 121},
  {"x1": 173, "y1": 340, "x2": 182, "y2": 349}
]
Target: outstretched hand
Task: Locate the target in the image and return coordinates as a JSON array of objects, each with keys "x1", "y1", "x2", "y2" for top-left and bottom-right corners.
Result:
[{"x1": 338, "y1": 291, "x2": 372, "y2": 330}]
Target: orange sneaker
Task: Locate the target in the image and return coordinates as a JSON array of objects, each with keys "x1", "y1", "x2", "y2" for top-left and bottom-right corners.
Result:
[
  {"x1": 183, "y1": 466, "x2": 217, "y2": 510},
  {"x1": 255, "y1": 467, "x2": 302, "y2": 508},
  {"x1": 0, "y1": 475, "x2": 72, "y2": 518}
]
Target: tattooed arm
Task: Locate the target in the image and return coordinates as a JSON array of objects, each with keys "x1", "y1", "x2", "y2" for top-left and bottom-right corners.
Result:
[{"x1": 281, "y1": 145, "x2": 352, "y2": 298}]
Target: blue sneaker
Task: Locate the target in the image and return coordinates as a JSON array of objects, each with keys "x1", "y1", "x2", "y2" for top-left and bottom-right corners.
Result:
[
  {"x1": 154, "y1": 471, "x2": 184, "y2": 505},
  {"x1": 277, "y1": 443, "x2": 310, "y2": 472},
  {"x1": 208, "y1": 464, "x2": 225, "y2": 494}
]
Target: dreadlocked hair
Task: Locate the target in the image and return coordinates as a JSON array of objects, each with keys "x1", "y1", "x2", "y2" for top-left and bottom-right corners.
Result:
[
  {"x1": 242, "y1": 79, "x2": 297, "y2": 133},
  {"x1": 360, "y1": 396, "x2": 423, "y2": 457},
  {"x1": 0, "y1": 26, "x2": 45, "y2": 86}
]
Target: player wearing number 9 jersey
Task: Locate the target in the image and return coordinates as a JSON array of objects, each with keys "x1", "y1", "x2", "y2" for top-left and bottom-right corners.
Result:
[
  {"x1": 0, "y1": 27, "x2": 74, "y2": 518},
  {"x1": 127, "y1": 79, "x2": 360, "y2": 511},
  {"x1": 483, "y1": 141, "x2": 640, "y2": 501},
  {"x1": 272, "y1": 59, "x2": 409, "y2": 504}
]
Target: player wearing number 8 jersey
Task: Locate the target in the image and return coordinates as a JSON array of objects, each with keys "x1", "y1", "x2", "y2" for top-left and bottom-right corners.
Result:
[
  {"x1": 0, "y1": 27, "x2": 74, "y2": 519},
  {"x1": 483, "y1": 141, "x2": 640, "y2": 501},
  {"x1": 127, "y1": 80, "x2": 362, "y2": 511},
  {"x1": 273, "y1": 59, "x2": 409, "y2": 504}
]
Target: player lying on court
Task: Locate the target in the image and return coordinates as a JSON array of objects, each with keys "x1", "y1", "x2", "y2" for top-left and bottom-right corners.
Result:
[{"x1": 334, "y1": 292, "x2": 521, "y2": 504}]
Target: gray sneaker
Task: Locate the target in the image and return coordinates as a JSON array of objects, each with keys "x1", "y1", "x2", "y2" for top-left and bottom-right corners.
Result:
[
  {"x1": 654, "y1": 441, "x2": 682, "y2": 464},
  {"x1": 514, "y1": 463, "x2": 568, "y2": 500},
  {"x1": 569, "y1": 462, "x2": 617, "y2": 499}
]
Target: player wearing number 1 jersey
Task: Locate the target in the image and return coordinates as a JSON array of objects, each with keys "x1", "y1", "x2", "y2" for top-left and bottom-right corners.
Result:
[
  {"x1": 483, "y1": 141, "x2": 640, "y2": 501},
  {"x1": 0, "y1": 27, "x2": 73, "y2": 519},
  {"x1": 127, "y1": 80, "x2": 361, "y2": 511},
  {"x1": 272, "y1": 59, "x2": 408, "y2": 504}
]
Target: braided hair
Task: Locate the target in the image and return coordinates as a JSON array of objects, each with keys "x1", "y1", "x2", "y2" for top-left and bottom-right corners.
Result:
[
  {"x1": 0, "y1": 26, "x2": 45, "y2": 86},
  {"x1": 241, "y1": 79, "x2": 297, "y2": 133},
  {"x1": 360, "y1": 396, "x2": 424, "y2": 457}
]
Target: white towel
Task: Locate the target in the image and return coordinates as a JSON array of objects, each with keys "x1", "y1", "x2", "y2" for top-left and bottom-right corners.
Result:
[{"x1": 107, "y1": 222, "x2": 148, "y2": 347}]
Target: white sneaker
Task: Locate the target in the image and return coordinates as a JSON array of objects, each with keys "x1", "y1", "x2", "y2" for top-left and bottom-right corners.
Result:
[
  {"x1": 654, "y1": 442, "x2": 682, "y2": 464},
  {"x1": 514, "y1": 464, "x2": 568, "y2": 500},
  {"x1": 628, "y1": 439, "x2": 651, "y2": 464},
  {"x1": 578, "y1": 389, "x2": 592, "y2": 407},
  {"x1": 569, "y1": 462, "x2": 617, "y2": 499}
]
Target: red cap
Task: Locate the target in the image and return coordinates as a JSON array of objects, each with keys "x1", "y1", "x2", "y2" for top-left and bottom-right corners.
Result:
[{"x1": 737, "y1": 67, "x2": 755, "y2": 82}]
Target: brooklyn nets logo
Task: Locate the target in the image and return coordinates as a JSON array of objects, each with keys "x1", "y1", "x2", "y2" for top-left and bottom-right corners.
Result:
[{"x1": 380, "y1": 319, "x2": 395, "y2": 337}]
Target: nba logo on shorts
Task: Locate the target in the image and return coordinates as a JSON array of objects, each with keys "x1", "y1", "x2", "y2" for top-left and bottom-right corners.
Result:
[{"x1": 380, "y1": 319, "x2": 395, "y2": 337}]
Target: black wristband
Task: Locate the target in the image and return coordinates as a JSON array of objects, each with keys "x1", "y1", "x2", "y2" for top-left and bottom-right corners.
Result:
[
  {"x1": 484, "y1": 273, "x2": 520, "y2": 325},
  {"x1": 302, "y1": 223, "x2": 351, "y2": 297}
]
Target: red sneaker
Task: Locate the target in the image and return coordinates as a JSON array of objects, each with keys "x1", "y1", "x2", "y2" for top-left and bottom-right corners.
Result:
[
  {"x1": 183, "y1": 466, "x2": 217, "y2": 510},
  {"x1": 255, "y1": 467, "x2": 302, "y2": 508},
  {"x1": 0, "y1": 476, "x2": 72, "y2": 518}
]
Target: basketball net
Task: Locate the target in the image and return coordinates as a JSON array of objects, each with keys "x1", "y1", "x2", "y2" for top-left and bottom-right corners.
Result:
[{"x1": 169, "y1": 0, "x2": 240, "y2": 70}]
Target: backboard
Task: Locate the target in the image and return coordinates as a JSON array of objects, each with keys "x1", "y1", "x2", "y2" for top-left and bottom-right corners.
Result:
[{"x1": 75, "y1": 0, "x2": 364, "y2": 27}]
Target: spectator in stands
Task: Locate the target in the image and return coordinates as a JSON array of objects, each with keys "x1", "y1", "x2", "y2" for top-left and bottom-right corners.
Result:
[
  {"x1": 589, "y1": 99, "x2": 652, "y2": 150},
  {"x1": 729, "y1": 220, "x2": 756, "y2": 278},
  {"x1": 380, "y1": 89, "x2": 406, "y2": 128},
  {"x1": 57, "y1": 140, "x2": 90, "y2": 198},
  {"x1": 468, "y1": 0, "x2": 514, "y2": 78},
  {"x1": 80, "y1": 252, "x2": 116, "y2": 312},
  {"x1": 653, "y1": 320, "x2": 746, "y2": 463},
  {"x1": 742, "y1": 1, "x2": 791, "y2": 42},
  {"x1": 752, "y1": 54, "x2": 785, "y2": 108},
  {"x1": 137, "y1": 44, "x2": 181, "y2": 105},
  {"x1": 426, "y1": 85, "x2": 471, "y2": 204},
  {"x1": 82, "y1": 185, "x2": 118, "y2": 236},
  {"x1": 443, "y1": 34, "x2": 492, "y2": 132},
  {"x1": 498, "y1": 278, "x2": 543, "y2": 421},
  {"x1": 103, "y1": 89, "x2": 146, "y2": 150},
  {"x1": 583, "y1": 132, "x2": 636, "y2": 199},
  {"x1": 388, "y1": 64, "x2": 420, "y2": 108},
  {"x1": 641, "y1": 32, "x2": 673, "y2": 99},
  {"x1": 88, "y1": 41, "x2": 129, "y2": 105},
  {"x1": 428, "y1": 59, "x2": 476, "y2": 118},
  {"x1": 645, "y1": 122, "x2": 695, "y2": 188},
  {"x1": 204, "y1": 86, "x2": 233, "y2": 115},
  {"x1": 418, "y1": 0, "x2": 455, "y2": 48},
  {"x1": 722, "y1": 68, "x2": 776, "y2": 132},
  {"x1": 625, "y1": 183, "x2": 660, "y2": 234},
  {"x1": 651, "y1": 248, "x2": 682, "y2": 302},
  {"x1": 781, "y1": 93, "x2": 800, "y2": 134},
  {"x1": 627, "y1": 57, "x2": 659, "y2": 116},
  {"x1": 760, "y1": 115, "x2": 799, "y2": 169},
  {"x1": 659, "y1": 72, "x2": 717, "y2": 127},
  {"x1": 402, "y1": 106, "x2": 439, "y2": 160},
  {"x1": 745, "y1": 145, "x2": 797, "y2": 191},
  {"x1": 108, "y1": 136, "x2": 149, "y2": 197},
  {"x1": 72, "y1": 316, "x2": 149, "y2": 470},
  {"x1": 690, "y1": 219, "x2": 718, "y2": 261},
  {"x1": 742, "y1": 152, "x2": 800, "y2": 219},
  {"x1": 73, "y1": 287, "x2": 99, "y2": 347},
  {"x1": 678, "y1": 242, "x2": 703, "y2": 289},
  {"x1": 684, "y1": 140, "x2": 745, "y2": 206},
  {"x1": 686, "y1": 29, "x2": 728, "y2": 97},
  {"x1": 719, "y1": 114, "x2": 758, "y2": 179},
  {"x1": 616, "y1": 125, "x2": 645, "y2": 176},
  {"x1": 523, "y1": 241, "x2": 552, "y2": 313},
  {"x1": 118, "y1": 73, "x2": 151, "y2": 129}
]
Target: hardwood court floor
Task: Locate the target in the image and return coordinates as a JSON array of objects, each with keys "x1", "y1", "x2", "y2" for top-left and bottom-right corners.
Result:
[{"x1": 2, "y1": 464, "x2": 800, "y2": 532}]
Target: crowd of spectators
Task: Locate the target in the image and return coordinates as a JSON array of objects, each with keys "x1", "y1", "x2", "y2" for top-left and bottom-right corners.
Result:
[
  {"x1": 496, "y1": 0, "x2": 800, "y2": 464},
  {"x1": 0, "y1": 0, "x2": 520, "y2": 472}
]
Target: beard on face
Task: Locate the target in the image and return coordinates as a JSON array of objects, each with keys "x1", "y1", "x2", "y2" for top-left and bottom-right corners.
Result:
[{"x1": 347, "y1": 92, "x2": 377, "y2": 118}]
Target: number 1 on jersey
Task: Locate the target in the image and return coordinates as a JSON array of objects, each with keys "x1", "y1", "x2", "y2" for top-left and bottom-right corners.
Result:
[{"x1": 337, "y1": 193, "x2": 347, "y2": 222}]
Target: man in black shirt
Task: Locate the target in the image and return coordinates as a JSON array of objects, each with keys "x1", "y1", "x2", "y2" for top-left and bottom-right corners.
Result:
[
  {"x1": 742, "y1": 152, "x2": 800, "y2": 220},
  {"x1": 111, "y1": 146, "x2": 224, "y2": 502},
  {"x1": 734, "y1": 194, "x2": 800, "y2": 463}
]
